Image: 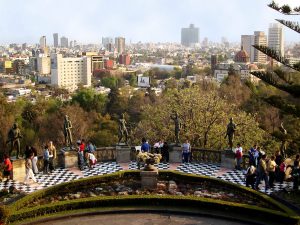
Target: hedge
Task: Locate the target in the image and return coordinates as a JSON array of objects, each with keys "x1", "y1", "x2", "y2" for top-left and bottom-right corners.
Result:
[{"x1": 4, "y1": 170, "x2": 300, "y2": 225}]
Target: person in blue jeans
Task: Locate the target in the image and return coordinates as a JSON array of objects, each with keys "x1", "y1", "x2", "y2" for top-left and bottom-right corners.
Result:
[{"x1": 182, "y1": 140, "x2": 191, "y2": 163}]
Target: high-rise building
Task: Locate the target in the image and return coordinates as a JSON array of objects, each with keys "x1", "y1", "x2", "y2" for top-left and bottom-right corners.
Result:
[
  {"x1": 181, "y1": 24, "x2": 199, "y2": 47},
  {"x1": 39, "y1": 36, "x2": 46, "y2": 49},
  {"x1": 241, "y1": 35, "x2": 255, "y2": 63},
  {"x1": 115, "y1": 37, "x2": 125, "y2": 54},
  {"x1": 254, "y1": 31, "x2": 267, "y2": 64},
  {"x1": 51, "y1": 54, "x2": 91, "y2": 91},
  {"x1": 37, "y1": 56, "x2": 51, "y2": 75},
  {"x1": 53, "y1": 33, "x2": 59, "y2": 48},
  {"x1": 60, "y1": 36, "x2": 69, "y2": 48},
  {"x1": 268, "y1": 23, "x2": 284, "y2": 57},
  {"x1": 119, "y1": 54, "x2": 130, "y2": 65}
]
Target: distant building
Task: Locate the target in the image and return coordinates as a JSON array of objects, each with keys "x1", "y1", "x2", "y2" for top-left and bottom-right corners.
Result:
[
  {"x1": 53, "y1": 33, "x2": 59, "y2": 48},
  {"x1": 50, "y1": 54, "x2": 91, "y2": 91},
  {"x1": 105, "y1": 59, "x2": 114, "y2": 69},
  {"x1": 119, "y1": 54, "x2": 130, "y2": 65},
  {"x1": 254, "y1": 31, "x2": 267, "y2": 64},
  {"x1": 102, "y1": 37, "x2": 114, "y2": 50},
  {"x1": 39, "y1": 36, "x2": 46, "y2": 49},
  {"x1": 91, "y1": 55, "x2": 105, "y2": 72},
  {"x1": 241, "y1": 35, "x2": 255, "y2": 63},
  {"x1": 181, "y1": 24, "x2": 199, "y2": 47},
  {"x1": 268, "y1": 23, "x2": 284, "y2": 57},
  {"x1": 37, "y1": 56, "x2": 51, "y2": 75},
  {"x1": 211, "y1": 55, "x2": 218, "y2": 70},
  {"x1": 13, "y1": 60, "x2": 26, "y2": 75},
  {"x1": 22, "y1": 43, "x2": 27, "y2": 50},
  {"x1": 60, "y1": 36, "x2": 69, "y2": 48},
  {"x1": 234, "y1": 47, "x2": 250, "y2": 63},
  {"x1": 115, "y1": 37, "x2": 125, "y2": 54}
]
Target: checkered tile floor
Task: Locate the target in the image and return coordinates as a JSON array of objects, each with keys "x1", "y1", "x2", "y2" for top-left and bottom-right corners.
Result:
[
  {"x1": 216, "y1": 169, "x2": 293, "y2": 194},
  {"x1": 81, "y1": 162, "x2": 122, "y2": 177},
  {"x1": 129, "y1": 161, "x2": 169, "y2": 170},
  {"x1": 176, "y1": 163, "x2": 220, "y2": 177},
  {"x1": 0, "y1": 162, "x2": 293, "y2": 195}
]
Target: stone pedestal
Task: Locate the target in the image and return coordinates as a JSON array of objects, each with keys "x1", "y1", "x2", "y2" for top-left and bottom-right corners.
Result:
[
  {"x1": 169, "y1": 146, "x2": 182, "y2": 163},
  {"x1": 58, "y1": 150, "x2": 78, "y2": 168},
  {"x1": 221, "y1": 150, "x2": 236, "y2": 169},
  {"x1": 12, "y1": 158, "x2": 26, "y2": 182},
  {"x1": 141, "y1": 170, "x2": 158, "y2": 189},
  {"x1": 116, "y1": 144, "x2": 131, "y2": 163}
]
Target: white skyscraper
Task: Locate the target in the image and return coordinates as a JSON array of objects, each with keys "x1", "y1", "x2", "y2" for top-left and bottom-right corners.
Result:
[
  {"x1": 241, "y1": 35, "x2": 255, "y2": 63},
  {"x1": 39, "y1": 36, "x2": 46, "y2": 49},
  {"x1": 51, "y1": 54, "x2": 91, "y2": 91},
  {"x1": 37, "y1": 56, "x2": 51, "y2": 75},
  {"x1": 254, "y1": 31, "x2": 267, "y2": 64},
  {"x1": 268, "y1": 23, "x2": 284, "y2": 57}
]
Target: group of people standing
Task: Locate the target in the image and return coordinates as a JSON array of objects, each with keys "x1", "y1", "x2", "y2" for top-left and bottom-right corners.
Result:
[
  {"x1": 244, "y1": 144, "x2": 300, "y2": 191},
  {"x1": 76, "y1": 139, "x2": 97, "y2": 170}
]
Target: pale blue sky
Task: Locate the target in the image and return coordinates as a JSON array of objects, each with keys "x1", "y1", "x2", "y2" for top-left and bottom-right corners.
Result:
[{"x1": 0, "y1": 0, "x2": 298, "y2": 44}]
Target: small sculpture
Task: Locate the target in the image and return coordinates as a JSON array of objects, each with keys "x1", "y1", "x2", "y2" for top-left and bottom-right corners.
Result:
[
  {"x1": 170, "y1": 111, "x2": 181, "y2": 145},
  {"x1": 136, "y1": 150, "x2": 162, "y2": 171},
  {"x1": 118, "y1": 113, "x2": 128, "y2": 144},
  {"x1": 63, "y1": 115, "x2": 73, "y2": 147},
  {"x1": 225, "y1": 117, "x2": 236, "y2": 150},
  {"x1": 7, "y1": 122, "x2": 22, "y2": 158},
  {"x1": 279, "y1": 122, "x2": 287, "y2": 158}
]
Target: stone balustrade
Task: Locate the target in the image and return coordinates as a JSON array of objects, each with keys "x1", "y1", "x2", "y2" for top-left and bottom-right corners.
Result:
[{"x1": 191, "y1": 148, "x2": 222, "y2": 164}]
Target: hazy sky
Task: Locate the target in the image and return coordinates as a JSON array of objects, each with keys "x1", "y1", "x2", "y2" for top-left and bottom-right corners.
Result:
[{"x1": 0, "y1": 0, "x2": 298, "y2": 44}]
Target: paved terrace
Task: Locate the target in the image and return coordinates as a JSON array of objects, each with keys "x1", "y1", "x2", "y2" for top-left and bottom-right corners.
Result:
[{"x1": 0, "y1": 161, "x2": 292, "y2": 195}]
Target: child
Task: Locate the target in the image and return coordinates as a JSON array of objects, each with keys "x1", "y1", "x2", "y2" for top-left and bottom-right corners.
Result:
[{"x1": 86, "y1": 152, "x2": 97, "y2": 168}]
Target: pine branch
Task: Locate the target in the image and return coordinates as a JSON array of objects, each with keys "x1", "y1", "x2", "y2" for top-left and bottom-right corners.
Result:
[
  {"x1": 264, "y1": 95, "x2": 300, "y2": 117},
  {"x1": 253, "y1": 45, "x2": 300, "y2": 72},
  {"x1": 276, "y1": 19, "x2": 300, "y2": 34},
  {"x1": 268, "y1": 1, "x2": 300, "y2": 15},
  {"x1": 251, "y1": 71, "x2": 300, "y2": 97}
]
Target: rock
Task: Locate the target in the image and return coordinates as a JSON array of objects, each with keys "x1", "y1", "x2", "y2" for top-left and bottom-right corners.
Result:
[
  {"x1": 157, "y1": 183, "x2": 166, "y2": 190},
  {"x1": 118, "y1": 191, "x2": 128, "y2": 195},
  {"x1": 228, "y1": 193, "x2": 235, "y2": 197},
  {"x1": 95, "y1": 187, "x2": 103, "y2": 191},
  {"x1": 176, "y1": 192, "x2": 183, "y2": 195},
  {"x1": 157, "y1": 190, "x2": 165, "y2": 195},
  {"x1": 194, "y1": 191, "x2": 203, "y2": 196},
  {"x1": 88, "y1": 192, "x2": 97, "y2": 197}
]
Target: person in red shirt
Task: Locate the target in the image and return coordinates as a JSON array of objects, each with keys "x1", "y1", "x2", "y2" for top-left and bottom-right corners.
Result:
[{"x1": 3, "y1": 154, "x2": 12, "y2": 182}]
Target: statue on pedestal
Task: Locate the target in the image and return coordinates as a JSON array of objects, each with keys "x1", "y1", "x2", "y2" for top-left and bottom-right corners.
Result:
[
  {"x1": 7, "y1": 122, "x2": 22, "y2": 158},
  {"x1": 279, "y1": 122, "x2": 287, "y2": 159},
  {"x1": 170, "y1": 111, "x2": 181, "y2": 145},
  {"x1": 225, "y1": 117, "x2": 236, "y2": 150},
  {"x1": 118, "y1": 113, "x2": 128, "y2": 144},
  {"x1": 63, "y1": 115, "x2": 73, "y2": 147}
]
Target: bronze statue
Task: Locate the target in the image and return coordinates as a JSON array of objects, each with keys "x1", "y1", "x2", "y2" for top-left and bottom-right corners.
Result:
[
  {"x1": 118, "y1": 113, "x2": 128, "y2": 144},
  {"x1": 225, "y1": 117, "x2": 236, "y2": 150},
  {"x1": 7, "y1": 122, "x2": 22, "y2": 158},
  {"x1": 170, "y1": 111, "x2": 181, "y2": 144},
  {"x1": 279, "y1": 122, "x2": 287, "y2": 159},
  {"x1": 63, "y1": 115, "x2": 73, "y2": 147}
]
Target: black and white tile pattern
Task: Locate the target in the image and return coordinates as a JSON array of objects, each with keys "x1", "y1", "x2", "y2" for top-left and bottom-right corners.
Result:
[
  {"x1": 128, "y1": 161, "x2": 170, "y2": 170},
  {"x1": 176, "y1": 163, "x2": 220, "y2": 177},
  {"x1": 81, "y1": 162, "x2": 122, "y2": 177}
]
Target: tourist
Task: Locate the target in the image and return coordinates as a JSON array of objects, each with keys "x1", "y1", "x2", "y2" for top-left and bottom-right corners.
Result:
[
  {"x1": 182, "y1": 140, "x2": 191, "y2": 163},
  {"x1": 141, "y1": 138, "x2": 150, "y2": 153},
  {"x1": 2, "y1": 154, "x2": 12, "y2": 183},
  {"x1": 48, "y1": 141, "x2": 57, "y2": 172},
  {"x1": 31, "y1": 146, "x2": 39, "y2": 175},
  {"x1": 24, "y1": 153, "x2": 38, "y2": 185},
  {"x1": 275, "y1": 150, "x2": 283, "y2": 181},
  {"x1": 256, "y1": 147, "x2": 263, "y2": 162},
  {"x1": 255, "y1": 154, "x2": 269, "y2": 191},
  {"x1": 153, "y1": 140, "x2": 163, "y2": 154},
  {"x1": 292, "y1": 160, "x2": 300, "y2": 190},
  {"x1": 278, "y1": 161, "x2": 286, "y2": 184},
  {"x1": 77, "y1": 140, "x2": 85, "y2": 170},
  {"x1": 43, "y1": 145, "x2": 50, "y2": 174},
  {"x1": 245, "y1": 164, "x2": 256, "y2": 189},
  {"x1": 86, "y1": 141, "x2": 96, "y2": 153},
  {"x1": 161, "y1": 142, "x2": 169, "y2": 163},
  {"x1": 235, "y1": 143, "x2": 243, "y2": 170},
  {"x1": 248, "y1": 144, "x2": 257, "y2": 166},
  {"x1": 86, "y1": 152, "x2": 97, "y2": 168},
  {"x1": 24, "y1": 145, "x2": 33, "y2": 159},
  {"x1": 267, "y1": 155, "x2": 277, "y2": 188}
]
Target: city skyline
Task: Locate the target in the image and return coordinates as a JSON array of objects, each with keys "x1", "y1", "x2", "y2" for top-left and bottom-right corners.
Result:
[{"x1": 0, "y1": 0, "x2": 299, "y2": 45}]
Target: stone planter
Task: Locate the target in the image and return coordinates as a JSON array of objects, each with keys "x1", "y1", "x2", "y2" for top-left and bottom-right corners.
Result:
[
  {"x1": 141, "y1": 170, "x2": 158, "y2": 189},
  {"x1": 221, "y1": 150, "x2": 236, "y2": 169},
  {"x1": 11, "y1": 158, "x2": 26, "y2": 182},
  {"x1": 116, "y1": 144, "x2": 131, "y2": 163},
  {"x1": 58, "y1": 150, "x2": 78, "y2": 168}
]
